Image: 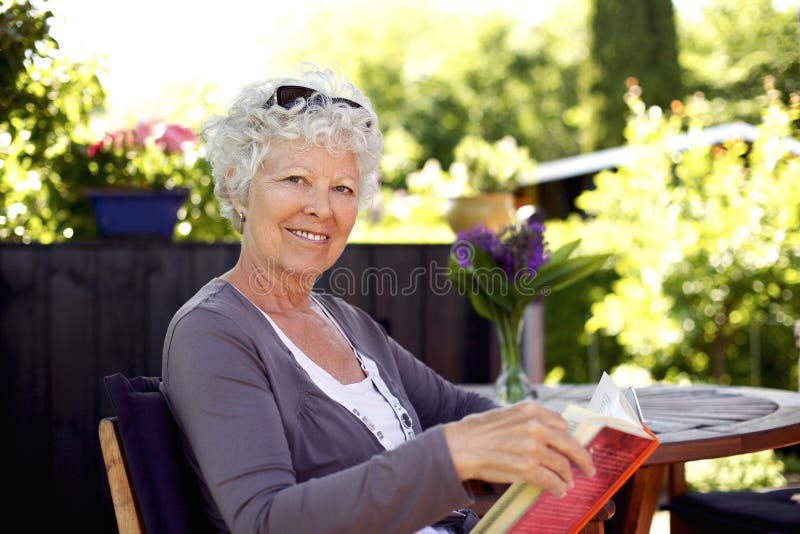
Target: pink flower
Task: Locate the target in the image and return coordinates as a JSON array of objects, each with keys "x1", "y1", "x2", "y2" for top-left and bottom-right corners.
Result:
[
  {"x1": 89, "y1": 119, "x2": 197, "y2": 160},
  {"x1": 108, "y1": 130, "x2": 132, "y2": 150},
  {"x1": 133, "y1": 121, "x2": 156, "y2": 147},
  {"x1": 87, "y1": 140, "x2": 106, "y2": 157},
  {"x1": 156, "y1": 123, "x2": 198, "y2": 153}
]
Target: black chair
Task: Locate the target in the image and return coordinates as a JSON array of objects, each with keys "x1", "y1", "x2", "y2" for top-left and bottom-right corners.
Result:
[
  {"x1": 99, "y1": 373, "x2": 215, "y2": 534},
  {"x1": 664, "y1": 487, "x2": 800, "y2": 534}
]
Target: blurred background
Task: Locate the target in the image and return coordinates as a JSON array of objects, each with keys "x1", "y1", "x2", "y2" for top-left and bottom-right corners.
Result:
[{"x1": 3, "y1": 0, "x2": 800, "y2": 530}]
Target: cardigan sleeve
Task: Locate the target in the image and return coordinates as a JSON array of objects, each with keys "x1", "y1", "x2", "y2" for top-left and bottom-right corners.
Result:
[{"x1": 162, "y1": 307, "x2": 473, "y2": 534}]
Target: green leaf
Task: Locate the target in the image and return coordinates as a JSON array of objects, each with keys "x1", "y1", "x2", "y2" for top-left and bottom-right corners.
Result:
[
  {"x1": 536, "y1": 254, "x2": 612, "y2": 293},
  {"x1": 468, "y1": 291, "x2": 500, "y2": 322},
  {"x1": 547, "y1": 239, "x2": 582, "y2": 264},
  {"x1": 449, "y1": 245, "x2": 517, "y2": 312},
  {"x1": 447, "y1": 255, "x2": 471, "y2": 292}
]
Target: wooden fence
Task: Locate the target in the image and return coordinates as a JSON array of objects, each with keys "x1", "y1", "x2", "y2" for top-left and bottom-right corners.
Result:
[{"x1": 1, "y1": 242, "x2": 493, "y2": 531}]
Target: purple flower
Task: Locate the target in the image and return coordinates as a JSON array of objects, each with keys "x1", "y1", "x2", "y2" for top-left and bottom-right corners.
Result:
[
  {"x1": 454, "y1": 224, "x2": 502, "y2": 269},
  {"x1": 454, "y1": 219, "x2": 548, "y2": 279},
  {"x1": 499, "y1": 219, "x2": 548, "y2": 277}
]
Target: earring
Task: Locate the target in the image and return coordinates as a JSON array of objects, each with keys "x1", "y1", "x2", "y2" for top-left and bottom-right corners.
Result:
[{"x1": 238, "y1": 211, "x2": 246, "y2": 233}]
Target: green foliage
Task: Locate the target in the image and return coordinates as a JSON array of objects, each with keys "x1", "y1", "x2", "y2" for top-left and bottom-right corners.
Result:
[
  {"x1": 451, "y1": 135, "x2": 535, "y2": 195},
  {"x1": 686, "y1": 450, "x2": 786, "y2": 492},
  {"x1": 776, "y1": 449, "x2": 800, "y2": 485},
  {"x1": 352, "y1": 133, "x2": 537, "y2": 243},
  {"x1": 82, "y1": 122, "x2": 199, "y2": 190},
  {"x1": 448, "y1": 226, "x2": 610, "y2": 326},
  {"x1": 449, "y1": 222, "x2": 609, "y2": 403},
  {"x1": 0, "y1": 1, "x2": 233, "y2": 242},
  {"x1": 348, "y1": 182, "x2": 455, "y2": 244},
  {"x1": 283, "y1": 0, "x2": 589, "y2": 187},
  {"x1": 679, "y1": 0, "x2": 800, "y2": 122},
  {"x1": 173, "y1": 156, "x2": 238, "y2": 242},
  {"x1": 543, "y1": 270, "x2": 625, "y2": 384},
  {"x1": 0, "y1": 0, "x2": 106, "y2": 242},
  {"x1": 0, "y1": 0, "x2": 49, "y2": 123},
  {"x1": 74, "y1": 121, "x2": 238, "y2": 241},
  {"x1": 7, "y1": 0, "x2": 800, "y2": 249},
  {"x1": 549, "y1": 89, "x2": 800, "y2": 387},
  {"x1": 581, "y1": 0, "x2": 683, "y2": 150}
]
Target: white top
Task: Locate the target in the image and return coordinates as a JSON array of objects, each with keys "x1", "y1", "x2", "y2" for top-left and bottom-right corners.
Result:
[
  {"x1": 258, "y1": 297, "x2": 451, "y2": 534},
  {"x1": 259, "y1": 302, "x2": 409, "y2": 450}
]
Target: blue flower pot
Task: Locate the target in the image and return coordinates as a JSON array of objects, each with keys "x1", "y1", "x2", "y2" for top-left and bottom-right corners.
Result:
[{"x1": 85, "y1": 188, "x2": 189, "y2": 239}]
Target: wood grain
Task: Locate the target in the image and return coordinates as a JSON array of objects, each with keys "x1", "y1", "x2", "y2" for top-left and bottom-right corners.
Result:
[
  {"x1": 99, "y1": 418, "x2": 143, "y2": 534},
  {"x1": 529, "y1": 383, "x2": 800, "y2": 465}
]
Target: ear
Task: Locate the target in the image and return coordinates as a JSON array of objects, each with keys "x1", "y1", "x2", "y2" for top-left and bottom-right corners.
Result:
[{"x1": 224, "y1": 167, "x2": 244, "y2": 213}]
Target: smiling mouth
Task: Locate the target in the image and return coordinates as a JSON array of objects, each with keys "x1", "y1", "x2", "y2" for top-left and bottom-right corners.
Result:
[{"x1": 289, "y1": 229, "x2": 329, "y2": 242}]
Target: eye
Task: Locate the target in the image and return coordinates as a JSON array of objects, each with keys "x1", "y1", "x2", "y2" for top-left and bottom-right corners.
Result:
[
  {"x1": 334, "y1": 184, "x2": 355, "y2": 194},
  {"x1": 285, "y1": 175, "x2": 304, "y2": 184}
]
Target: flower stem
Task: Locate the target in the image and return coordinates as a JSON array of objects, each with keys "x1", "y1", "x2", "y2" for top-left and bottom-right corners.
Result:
[{"x1": 494, "y1": 312, "x2": 530, "y2": 404}]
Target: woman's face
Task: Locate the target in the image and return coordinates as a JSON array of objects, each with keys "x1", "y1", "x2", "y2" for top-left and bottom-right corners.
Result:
[{"x1": 239, "y1": 141, "x2": 359, "y2": 286}]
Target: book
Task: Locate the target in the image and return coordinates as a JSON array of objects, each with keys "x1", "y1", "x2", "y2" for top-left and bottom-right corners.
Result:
[{"x1": 471, "y1": 373, "x2": 659, "y2": 534}]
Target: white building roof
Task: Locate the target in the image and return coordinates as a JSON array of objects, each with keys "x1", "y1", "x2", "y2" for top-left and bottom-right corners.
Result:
[{"x1": 524, "y1": 122, "x2": 800, "y2": 185}]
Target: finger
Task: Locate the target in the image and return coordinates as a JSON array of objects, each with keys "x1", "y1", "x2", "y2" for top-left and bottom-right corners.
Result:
[
  {"x1": 548, "y1": 432, "x2": 595, "y2": 478},
  {"x1": 527, "y1": 461, "x2": 571, "y2": 498},
  {"x1": 507, "y1": 406, "x2": 593, "y2": 477},
  {"x1": 535, "y1": 445, "x2": 575, "y2": 488}
]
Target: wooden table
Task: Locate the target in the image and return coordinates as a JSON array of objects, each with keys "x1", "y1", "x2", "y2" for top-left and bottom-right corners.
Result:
[{"x1": 466, "y1": 383, "x2": 800, "y2": 534}]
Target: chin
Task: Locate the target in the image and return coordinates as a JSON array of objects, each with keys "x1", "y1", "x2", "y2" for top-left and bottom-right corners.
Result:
[{"x1": 283, "y1": 256, "x2": 333, "y2": 279}]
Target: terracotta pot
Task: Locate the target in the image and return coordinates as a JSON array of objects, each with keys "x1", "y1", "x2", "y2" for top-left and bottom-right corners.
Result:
[{"x1": 444, "y1": 193, "x2": 516, "y2": 234}]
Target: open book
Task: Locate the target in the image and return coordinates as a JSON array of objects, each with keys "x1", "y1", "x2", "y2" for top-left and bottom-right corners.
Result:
[{"x1": 472, "y1": 373, "x2": 659, "y2": 534}]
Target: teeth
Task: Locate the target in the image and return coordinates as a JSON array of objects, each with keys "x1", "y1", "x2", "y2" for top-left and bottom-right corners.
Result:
[{"x1": 292, "y1": 229, "x2": 327, "y2": 241}]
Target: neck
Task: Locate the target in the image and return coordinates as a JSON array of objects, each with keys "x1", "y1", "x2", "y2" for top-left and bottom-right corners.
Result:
[{"x1": 223, "y1": 257, "x2": 318, "y2": 313}]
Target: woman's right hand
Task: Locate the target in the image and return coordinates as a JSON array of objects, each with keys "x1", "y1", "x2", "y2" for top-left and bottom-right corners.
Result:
[{"x1": 442, "y1": 401, "x2": 596, "y2": 498}]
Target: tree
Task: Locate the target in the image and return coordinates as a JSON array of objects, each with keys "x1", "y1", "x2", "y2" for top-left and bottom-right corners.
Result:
[
  {"x1": 0, "y1": 1, "x2": 233, "y2": 242},
  {"x1": 548, "y1": 85, "x2": 800, "y2": 388},
  {"x1": 282, "y1": 0, "x2": 590, "y2": 187},
  {"x1": 678, "y1": 0, "x2": 800, "y2": 123},
  {"x1": 0, "y1": 0, "x2": 105, "y2": 242},
  {"x1": 581, "y1": 0, "x2": 683, "y2": 151}
]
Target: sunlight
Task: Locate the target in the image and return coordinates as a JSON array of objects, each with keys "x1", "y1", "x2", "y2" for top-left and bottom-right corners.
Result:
[{"x1": 44, "y1": 0, "x2": 556, "y2": 125}]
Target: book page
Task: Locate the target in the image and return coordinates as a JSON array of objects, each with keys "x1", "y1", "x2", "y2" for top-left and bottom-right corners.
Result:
[
  {"x1": 623, "y1": 386, "x2": 644, "y2": 423},
  {"x1": 563, "y1": 404, "x2": 649, "y2": 439},
  {"x1": 588, "y1": 372, "x2": 640, "y2": 426}
]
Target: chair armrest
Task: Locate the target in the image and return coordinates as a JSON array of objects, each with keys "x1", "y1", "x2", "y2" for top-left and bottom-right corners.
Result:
[{"x1": 99, "y1": 417, "x2": 144, "y2": 534}]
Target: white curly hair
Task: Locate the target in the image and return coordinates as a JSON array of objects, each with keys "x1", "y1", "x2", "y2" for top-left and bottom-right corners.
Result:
[{"x1": 203, "y1": 65, "x2": 382, "y2": 230}]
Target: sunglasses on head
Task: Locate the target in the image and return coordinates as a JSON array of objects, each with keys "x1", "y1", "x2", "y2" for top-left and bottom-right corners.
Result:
[{"x1": 264, "y1": 85, "x2": 367, "y2": 114}]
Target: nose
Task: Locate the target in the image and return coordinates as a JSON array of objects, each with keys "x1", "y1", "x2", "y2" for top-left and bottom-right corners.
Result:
[{"x1": 303, "y1": 184, "x2": 332, "y2": 219}]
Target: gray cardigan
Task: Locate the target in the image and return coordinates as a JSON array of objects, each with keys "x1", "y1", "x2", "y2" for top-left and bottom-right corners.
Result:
[{"x1": 161, "y1": 278, "x2": 496, "y2": 533}]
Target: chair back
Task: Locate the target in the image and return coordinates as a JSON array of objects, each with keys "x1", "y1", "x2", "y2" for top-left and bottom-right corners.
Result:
[{"x1": 100, "y1": 373, "x2": 215, "y2": 534}]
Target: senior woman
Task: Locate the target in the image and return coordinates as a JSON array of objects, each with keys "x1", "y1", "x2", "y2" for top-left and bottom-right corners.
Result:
[{"x1": 161, "y1": 66, "x2": 594, "y2": 534}]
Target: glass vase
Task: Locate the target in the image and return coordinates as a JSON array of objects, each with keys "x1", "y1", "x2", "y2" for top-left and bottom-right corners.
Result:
[{"x1": 493, "y1": 314, "x2": 532, "y2": 405}]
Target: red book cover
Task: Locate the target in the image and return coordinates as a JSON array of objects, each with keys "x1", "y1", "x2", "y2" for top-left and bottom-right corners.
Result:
[
  {"x1": 472, "y1": 375, "x2": 659, "y2": 534},
  {"x1": 507, "y1": 425, "x2": 658, "y2": 534}
]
